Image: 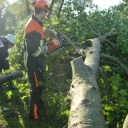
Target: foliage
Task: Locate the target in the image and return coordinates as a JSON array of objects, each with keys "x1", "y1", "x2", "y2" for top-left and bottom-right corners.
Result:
[
  {"x1": 123, "y1": 0, "x2": 128, "y2": 2},
  {"x1": 0, "y1": 0, "x2": 32, "y2": 35},
  {"x1": 46, "y1": 2, "x2": 128, "y2": 128},
  {"x1": 0, "y1": 0, "x2": 128, "y2": 128}
]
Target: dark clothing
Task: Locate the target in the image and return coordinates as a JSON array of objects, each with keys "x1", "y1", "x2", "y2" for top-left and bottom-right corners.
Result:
[
  {"x1": 0, "y1": 37, "x2": 9, "y2": 72},
  {"x1": 0, "y1": 58, "x2": 9, "y2": 72},
  {"x1": 25, "y1": 15, "x2": 44, "y2": 55},
  {"x1": 24, "y1": 15, "x2": 45, "y2": 120}
]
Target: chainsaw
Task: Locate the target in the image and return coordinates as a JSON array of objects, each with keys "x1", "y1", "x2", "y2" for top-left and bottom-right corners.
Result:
[
  {"x1": 46, "y1": 34, "x2": 66, "y2": 54},
  {"x1": 24, "y1": 33, "x2": 66, "y2": 70}
]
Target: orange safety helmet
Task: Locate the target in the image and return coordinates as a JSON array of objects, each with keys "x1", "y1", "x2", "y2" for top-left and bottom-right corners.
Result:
[{"x1": 32, "y1": 0, "x2": 49, "y2": 12}]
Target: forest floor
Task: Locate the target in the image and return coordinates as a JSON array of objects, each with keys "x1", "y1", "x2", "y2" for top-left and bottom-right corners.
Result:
[{"x1": 0, "y1": 82, "x2": 65, "y2": 128}]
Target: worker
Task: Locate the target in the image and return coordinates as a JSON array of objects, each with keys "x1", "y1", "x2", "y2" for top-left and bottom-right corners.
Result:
[
  {"x1": 24, "y1": 0, "x2": 57, "y2": 122},
  {"x1": 0, "y1": 34, "x2": 16, "y2": 76}
]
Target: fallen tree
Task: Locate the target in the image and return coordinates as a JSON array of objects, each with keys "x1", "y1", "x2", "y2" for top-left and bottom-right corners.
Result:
[{"x1": 57, "y1": 31, "x2": 128, "y2": 128}]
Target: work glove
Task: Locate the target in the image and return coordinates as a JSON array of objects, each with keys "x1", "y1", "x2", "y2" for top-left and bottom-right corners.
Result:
[{"x1": 41, "y1": 45, "x2": 48, "y2": 54}]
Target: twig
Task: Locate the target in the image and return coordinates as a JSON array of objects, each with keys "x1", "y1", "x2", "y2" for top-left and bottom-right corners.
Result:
[
  {"x1": 106, "y1": 39, "x2": 120, "y2": 50},
  {"x1": 55, "y1": 29, "x2": 78, "y2": 50},
  {"x1": 100, "y1": 53, "x2": 128, "y2": 75},
  {"x1": 105, "y1": 39, "x2": 123, "y2": 59},
  {"x1": 98, "y1": 32, "x2": 118, "y2": 43}
]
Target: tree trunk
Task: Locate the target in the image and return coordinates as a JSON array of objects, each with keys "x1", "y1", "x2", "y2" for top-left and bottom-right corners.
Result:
[
  {"x1": 68, "y1": 38, "x2": 108, "y2": 128},
  {"x1": 58, "y1": 0, "x2": 65, "y2": 18},
  {"x1": 123, "y1": 114, "x2": 128, "y2": 128},
  {"x1": 24, "y1": 0, "x2": 31, "y2": 15}
]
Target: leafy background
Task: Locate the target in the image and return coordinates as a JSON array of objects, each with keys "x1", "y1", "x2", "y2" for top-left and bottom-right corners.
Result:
[{"x1": 0, "y1": 0, "x2": 128, "y2": 127}]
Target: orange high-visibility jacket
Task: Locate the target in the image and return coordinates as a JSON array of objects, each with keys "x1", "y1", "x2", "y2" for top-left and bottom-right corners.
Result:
[{"x1": 24, "y1": 15, "x2": 44, "y2": 56}]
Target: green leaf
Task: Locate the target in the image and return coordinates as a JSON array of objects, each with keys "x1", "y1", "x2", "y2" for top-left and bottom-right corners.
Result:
[
  {"x1": 119, "y1": 89, "x2": 127, "y2": 96},
  {"x1": 6, "y1": 91, "x2": 12, "y2": 99},
  {"x1": 3, "y1": 107, "x2": 10, "y2": 112},
  {"x1": 104, "y1": 105, "x2": 114, "y2": 111}
]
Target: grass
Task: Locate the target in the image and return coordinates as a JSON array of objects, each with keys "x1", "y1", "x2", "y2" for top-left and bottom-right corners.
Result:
[{"x1": 0, "y1": 82, "x2": 67, "y2": 128}]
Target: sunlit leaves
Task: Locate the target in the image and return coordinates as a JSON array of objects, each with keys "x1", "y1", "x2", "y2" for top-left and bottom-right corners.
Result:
[
  {"x1": 103, "y1": 104, "x2": 114, "y2": 111},
  {"x1": 1, "y1": 0, "x2": 128, "y2": 127},
  {"x1": 103, "y1": 65, "x2": 112, "y2": 71},
  {"x1": 6, "y1": 90, "x2": 12, "y2": 99}
]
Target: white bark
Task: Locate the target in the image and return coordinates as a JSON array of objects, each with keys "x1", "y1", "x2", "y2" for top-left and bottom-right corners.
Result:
[
  {"x1": 68, "y1": 38, "x2": 108, "y2": 128},
  {"x1": 123, "y1": 114, "x2": 128, "y2": 128}
]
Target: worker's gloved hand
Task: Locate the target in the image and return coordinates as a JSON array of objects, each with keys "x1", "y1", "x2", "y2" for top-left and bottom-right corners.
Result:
[{"x1": 41, "y1": 45, "x2": 48, "y2": 54}]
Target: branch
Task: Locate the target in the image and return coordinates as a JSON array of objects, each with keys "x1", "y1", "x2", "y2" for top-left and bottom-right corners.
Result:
[
  {"x1": 106, "y1": 39, "x2": 120, "y2": 50},
  {"x1": 55, "y1": 29, "x2": 78, "y2": 50},
  {"x1": 100, "y1": 53, "x2": 128, "y2": 75},
  {"x1": 88, "y1": 22, "x2": 101, "y2": 36},
  {"x1": 84, "y1": 24, "x2": 99, "y2": 36},
  {"x1": 57, "y1": 0, "x2": 65, "y2": 18},
  {"x1": 55, "y1": 31, "x2": 120, "y2": 59},
  {"x1": 49, "y1": 0, "x2": 55, "y2": 11},
  {"x1": 98, "y1": 32, "x2": 118, "y2": 43},
  {"x1": 106, "y1": 39, "x2": 123, "y2": 59},
  {"x1": 84, "y1": 19, "x2": 102, "y2": 36},
  {"x1": 55, "y1": 30, "x2": 89, "y2": 57}
]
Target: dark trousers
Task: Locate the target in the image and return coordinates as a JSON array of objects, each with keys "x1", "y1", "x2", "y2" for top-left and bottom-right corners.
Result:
[
  {"x1": 29, "y1": 86, "x2": 43, "y2": 119},
  {"x1": 27, "y1": 56, "x2": 45, "y2": 120}
]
